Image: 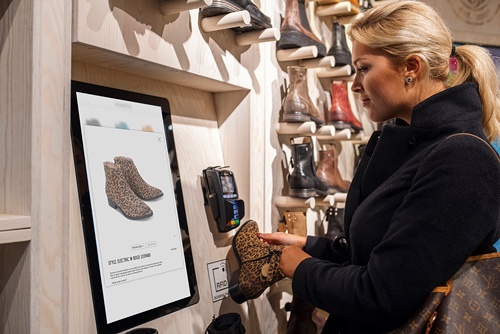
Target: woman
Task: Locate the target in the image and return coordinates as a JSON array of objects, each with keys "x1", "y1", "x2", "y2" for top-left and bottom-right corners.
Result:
[{"x1": 260, "y1": 1, "x2": 500, "y2": 332}]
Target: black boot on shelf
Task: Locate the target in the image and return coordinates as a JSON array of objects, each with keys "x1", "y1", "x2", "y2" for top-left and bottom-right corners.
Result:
[
  {"x1": 359, "y1": 0, "x2": 373, "y2": 12},
  {"x1": 201, "y1": 0, "x2": 272, "y2": 32},
  {"x1": 327, "y1": 21, "x2": 353, "y2": 70},
  {"x1": 278, "y1": 0, "x2": 326, "y2": 57},
  {"x1": 288, "y1": 139, "x2": 329, "y2": 198},
  {"x1": 324, "y1": 206, "x2": 344, "y2": 241}
]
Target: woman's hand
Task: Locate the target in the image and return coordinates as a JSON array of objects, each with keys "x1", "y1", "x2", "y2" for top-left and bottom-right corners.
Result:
[
  {"x1": 258, "y1": 232, "x2": 307, "y2": 248},
  {"x1": 258, "y1": 232, "x2": 310, "y2": 278},
  {"x1": 279, "y1": 245, "x2": 311, "y2": 278}
]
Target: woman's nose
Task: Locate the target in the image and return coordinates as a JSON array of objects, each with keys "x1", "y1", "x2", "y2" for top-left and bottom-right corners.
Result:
[{"x1": 351, "y1": 76, "x2": 362, "y2": 93}]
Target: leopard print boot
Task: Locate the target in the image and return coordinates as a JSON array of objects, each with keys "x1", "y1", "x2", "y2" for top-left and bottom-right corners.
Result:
[
  {"x1": 114, "y1": 156, "x2": 163, "y2": 200},
  {"x1": 229, "y1": 220, "x2": 285, "y2": 304},
  {"x1": 104, "y1": 161, "x2": 153, "y2": 220}
]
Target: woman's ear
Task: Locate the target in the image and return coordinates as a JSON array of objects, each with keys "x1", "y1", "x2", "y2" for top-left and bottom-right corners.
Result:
[{"x1": 405, "y1": 55, "x2": 422, "y2": 77}]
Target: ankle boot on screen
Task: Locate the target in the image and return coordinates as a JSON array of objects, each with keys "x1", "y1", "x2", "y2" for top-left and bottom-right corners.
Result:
[
  {"x1": 278, "y1": 0, "x2": 326, "y2": 57},
  {"x1": 283, "y1": 66, "x2": 325, "y2": 125},
  {"x1": 114, "y1": 156, "x2": 163, "y2": 201},
  {"x1": 316, "y1": 147, "x2": 350, "y2": 193},
  {"x1": 229, "y1": 220, "x2": 285, "y2": 304},
  {"x1": 288, "y1": 140, "x2": 329, "y2": 198},
  {"x1": 327, "y1": 81, "x2": 363, "y2": 132},
  {"x1": 104, "y1": 162, "x2": 153, "y2": 220}
]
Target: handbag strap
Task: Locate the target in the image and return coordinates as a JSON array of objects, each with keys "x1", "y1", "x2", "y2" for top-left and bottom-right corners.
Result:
[
  {"x1": 466, "y1": 251, "x2": 500, "y2": 262},
  {"x1": 446, "y1": 133, "x2": 500, "y2": 163}
]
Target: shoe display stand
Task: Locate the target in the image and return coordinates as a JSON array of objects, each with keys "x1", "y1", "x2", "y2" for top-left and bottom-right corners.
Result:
[
  {"x1": 274, "y1": 0, "x2": 369, "y2": 238},
  {"x1": 274, "y1": 192, "x2": 346, "y2": 210}
]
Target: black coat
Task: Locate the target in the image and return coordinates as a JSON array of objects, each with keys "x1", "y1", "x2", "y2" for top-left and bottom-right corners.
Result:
[{"x1": 292, "y1": 83, "x2": 500, "y2": 333}]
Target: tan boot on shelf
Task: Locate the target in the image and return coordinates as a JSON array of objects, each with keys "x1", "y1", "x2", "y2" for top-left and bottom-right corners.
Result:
[
  {"x1": 316, "y1": 146, "x2": 351, "y2": 193},
  {"x1": 283, "y1": 211, "x2": 307, "y2": 237},
  {"x1": 229, "y1": 220, "x2": 285, "y2": 304},
  {"x1": 114, "y1": 156, "x2": 163, "y2": 201},
  {"x1": 283, "y1": 66, "x2": 325, "y2": 125},
  {"x1": 104, "y1": 162, "x2": 153, "y2": 220}
]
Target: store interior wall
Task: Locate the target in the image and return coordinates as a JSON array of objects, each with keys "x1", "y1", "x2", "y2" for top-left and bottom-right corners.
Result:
[{"x1": 1, "y1": 0, "x2": 499, "y2": 333}]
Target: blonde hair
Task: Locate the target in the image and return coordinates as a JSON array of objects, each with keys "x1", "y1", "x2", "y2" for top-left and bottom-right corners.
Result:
[{"x1": 347, "y1": 0, "x2": 500, "y2": 141}]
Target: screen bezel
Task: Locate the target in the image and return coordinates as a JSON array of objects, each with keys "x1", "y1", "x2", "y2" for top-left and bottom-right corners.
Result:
[{"x1": 70, "y1": 81, "x2": 199, "y2": 334}]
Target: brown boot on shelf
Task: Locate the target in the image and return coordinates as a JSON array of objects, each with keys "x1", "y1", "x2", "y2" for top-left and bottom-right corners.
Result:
[
  {"x1": 104, "y1": 162, "x2": 153, "y2": 220},
  {"x1": 114, "y1": 156, "x2": 163, "y2": 201},
  {"x1": 327, "y1": 80, "x2": 363, "y2": 132},
  {"x1": 229, "y1": 220, "x2": 285, "y2": 304},
  {"x1": 316, "y1": 146, "x2": 350, "y2": 193},
  {"x1": 283, "y1": 66, "x2": 325, "y2": 124},
  {"x1": 278, "y1": 0, "x2": 326, "y2": 57}
]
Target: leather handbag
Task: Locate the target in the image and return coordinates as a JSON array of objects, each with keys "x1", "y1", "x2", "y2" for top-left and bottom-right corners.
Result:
[{"x1": 388, "y1": 252, "x2": 500, "y2": 334}]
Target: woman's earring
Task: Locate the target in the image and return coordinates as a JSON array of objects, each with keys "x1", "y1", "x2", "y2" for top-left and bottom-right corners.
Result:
[{"x1": 405, "y1": 77, "x2": 413, "y2": 84}]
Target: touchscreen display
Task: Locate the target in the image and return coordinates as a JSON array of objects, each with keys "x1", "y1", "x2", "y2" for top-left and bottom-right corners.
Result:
[
  {"x1": 220, "y1": 174, "x2": 236, "y2": 195},
  {"x1": 71, "y1": 81, "x2": 198, "y2": 333}
]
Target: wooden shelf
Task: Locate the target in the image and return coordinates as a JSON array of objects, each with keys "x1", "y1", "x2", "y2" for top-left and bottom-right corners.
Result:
[
  {"x1": 316, "y1": 1, "x2": 361, "y2": 17},
  {"x1": 0, "y1": 214, "x2": 31, "y2": 244},
  {"x1": 274, "y1": 196, "x2": 316, "y2": 209},
  {"x1": 158, "y1": 0, "x2": 213, "y2": 15},
  {"x1": 321, "y1": 193, "x2": 347, "y2": 207},
  {"x1": 73, "y1": 1, "x2": 254, "y2": 93},
  {"x1": 276, "y1": 121, "x2": 317, "y2": 135}
]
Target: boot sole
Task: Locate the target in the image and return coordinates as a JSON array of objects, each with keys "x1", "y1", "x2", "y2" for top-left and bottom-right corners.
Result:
[
  {"x1": 329, "y1": 121, "x2": 363, "y2": 133},
  {"x1": 283, "y1": 113, "x2": 325, "y2": 125},
  {"x1": 277, "y1": 30, "x2": 326, "y2": 57},
  {"x1": 107, "y1": 197, "x2": 153, "y2": 220},
  {"x1": 289, "y1": 188, "x2": 316, "y2": 198}
]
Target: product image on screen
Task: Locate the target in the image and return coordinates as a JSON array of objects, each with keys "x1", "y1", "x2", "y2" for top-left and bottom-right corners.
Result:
[{"x1": 70, "y1": 81, "x2": 198, "y2": 334}]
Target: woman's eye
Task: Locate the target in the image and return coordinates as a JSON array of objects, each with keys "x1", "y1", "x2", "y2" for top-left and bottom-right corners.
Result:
[{"x1": 357, "y1": 67, "x2": 367, "y2": 73}]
